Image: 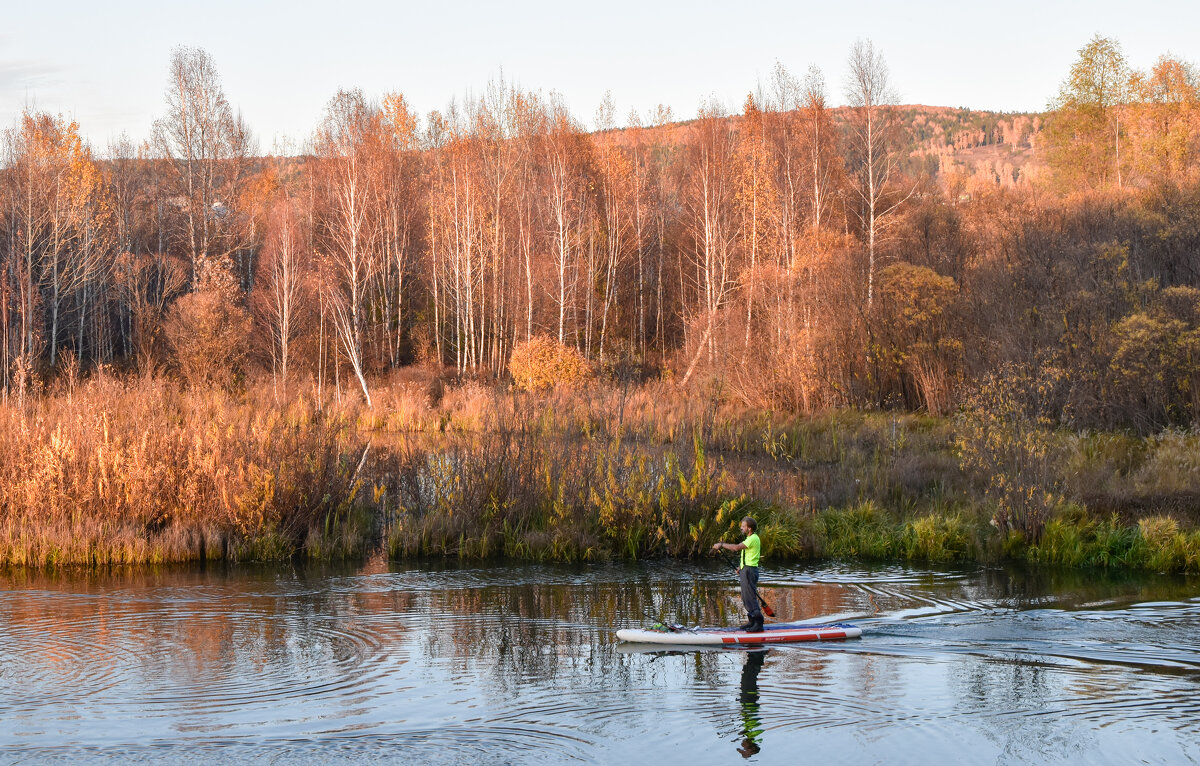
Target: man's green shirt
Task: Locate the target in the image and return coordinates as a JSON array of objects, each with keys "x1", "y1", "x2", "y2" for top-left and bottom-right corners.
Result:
[{"x1": 741, "y1": 533, "x2": 761, "y2": 567}]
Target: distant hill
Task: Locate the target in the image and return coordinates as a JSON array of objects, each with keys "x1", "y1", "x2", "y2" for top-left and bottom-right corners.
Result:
[
  {"x1": 891, "y1": 105, "x2": 1045, "y2": 188},
  {"x1": 608, "y1": 104, "x2": 1046, "y2": 190}
]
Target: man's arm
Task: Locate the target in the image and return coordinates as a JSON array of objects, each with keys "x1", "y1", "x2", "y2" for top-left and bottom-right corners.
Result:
[{"x1": 711, "y1": 541, "x2": 748, "y2": 552}]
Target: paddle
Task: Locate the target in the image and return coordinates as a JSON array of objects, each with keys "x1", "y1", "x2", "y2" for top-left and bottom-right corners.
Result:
[{"x1": 717, "y1": 549, "x2": 775, "y2": 618}]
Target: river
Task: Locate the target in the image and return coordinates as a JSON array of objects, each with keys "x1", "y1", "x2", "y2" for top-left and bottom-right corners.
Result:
[{"x1": 1, "y1": 559, "x2": 1198, "y2": 764}]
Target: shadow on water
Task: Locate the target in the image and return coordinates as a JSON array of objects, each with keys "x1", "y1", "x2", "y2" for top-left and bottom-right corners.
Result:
[{"x1": 1, "y1": 558, "x2": 1199, "y2": 763}]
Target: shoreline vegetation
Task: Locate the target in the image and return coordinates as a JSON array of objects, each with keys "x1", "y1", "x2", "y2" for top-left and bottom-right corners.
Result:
[
  {"x1": 4, "y1": 38, "x2": 1200, "y2": 575},
  {"x1": 4, "y1": 373, "x2": 1200, "y2": 574}
]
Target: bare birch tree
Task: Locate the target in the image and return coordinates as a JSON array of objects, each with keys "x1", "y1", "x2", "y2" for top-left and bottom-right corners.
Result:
[
  {"x1": 256, "y1": 198, "x2": 307, "y2": 396},
  {"x1": 543, "y1": 99, "x2": 584, "y2": 347},
  {"x1": 800, "y1": 65, "x2": 840, "y2": 232},
  {"x1": 594, "y1": 92, "x2": 633, "y2": 362},
  {"x1": 154, "y1": 46, "x2": 253, "y2": 280},
  {"x1": 844, "y1": 39, "x2": 909, "y2": 307},
  {"x1": 313, "y1": 89, "x2": 381, "y2": 406},
  {"x1": 680, "y1": 101, "x2": 739, "y2": 385}
]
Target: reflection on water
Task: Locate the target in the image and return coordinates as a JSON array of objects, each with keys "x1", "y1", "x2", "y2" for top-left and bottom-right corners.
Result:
[
  {"x1": 737, "y1": 650, "x2": 766, "y2": 758},
  {"x1": 1, "y1": 559, "x2": 1199, "y2": 763}
]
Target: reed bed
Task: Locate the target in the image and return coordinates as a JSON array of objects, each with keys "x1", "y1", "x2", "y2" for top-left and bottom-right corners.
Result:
[{"x1": 0, "y1": 374, "x2": 372, "y2": 566}]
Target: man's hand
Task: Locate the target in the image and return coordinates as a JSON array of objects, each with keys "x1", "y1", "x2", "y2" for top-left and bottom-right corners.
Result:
[{"x1": 711, "y1": 542, "x2": 723, "y2": 551}]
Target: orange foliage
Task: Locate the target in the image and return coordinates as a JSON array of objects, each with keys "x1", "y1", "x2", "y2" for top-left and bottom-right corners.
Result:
[{"x1": 509, "y1": 336, "x2": 593, "y2": 392}]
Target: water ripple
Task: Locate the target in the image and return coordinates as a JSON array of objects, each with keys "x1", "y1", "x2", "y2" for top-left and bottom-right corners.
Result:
[{"x1": 2, "y1": 562, "x2": 1199, "y2": 764}]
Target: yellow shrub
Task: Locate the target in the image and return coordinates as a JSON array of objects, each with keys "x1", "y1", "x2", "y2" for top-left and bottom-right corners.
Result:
[{"x1": 509, "y1": 336, "x2": 593, "y2": 392}]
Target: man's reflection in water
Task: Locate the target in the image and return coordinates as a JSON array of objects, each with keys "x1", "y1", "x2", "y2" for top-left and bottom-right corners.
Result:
[{"x1": 737, "y1": 649, "x2": 767, "y2": 757}]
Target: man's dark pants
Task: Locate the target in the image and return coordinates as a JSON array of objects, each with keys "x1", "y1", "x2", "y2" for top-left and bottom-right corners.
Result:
[{"x1": 739, "y1": 565, "x2": 763, "y2": 622}]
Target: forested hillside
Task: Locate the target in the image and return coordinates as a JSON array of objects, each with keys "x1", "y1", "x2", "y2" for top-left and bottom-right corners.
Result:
[{"x1": 1, "y1": 36, "x2": 1197, "y2": 431}]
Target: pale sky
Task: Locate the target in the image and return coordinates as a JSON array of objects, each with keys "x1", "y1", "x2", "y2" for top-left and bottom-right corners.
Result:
[{"x1": 4, "y1": 0, "x2": 1198, "y2": 153}]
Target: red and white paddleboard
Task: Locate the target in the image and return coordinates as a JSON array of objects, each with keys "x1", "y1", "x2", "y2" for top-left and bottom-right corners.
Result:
[{"x1": 616, "y1": 622, "x2": 862, "y2": 645}]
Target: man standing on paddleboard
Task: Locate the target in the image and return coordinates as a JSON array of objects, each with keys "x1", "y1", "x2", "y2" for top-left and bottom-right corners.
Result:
[{"x1": 712, "y1": 517, "x2": 763, "y2": 632}]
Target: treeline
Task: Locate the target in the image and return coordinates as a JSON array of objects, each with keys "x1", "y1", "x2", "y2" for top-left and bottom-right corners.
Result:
[{"x1": 3, "y1": 37, "x2": 1200, "y2": 430}]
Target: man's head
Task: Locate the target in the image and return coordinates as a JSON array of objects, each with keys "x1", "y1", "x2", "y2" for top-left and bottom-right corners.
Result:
[{"x1": 741, "y1": 516, "x2": 757, "y2": 536}]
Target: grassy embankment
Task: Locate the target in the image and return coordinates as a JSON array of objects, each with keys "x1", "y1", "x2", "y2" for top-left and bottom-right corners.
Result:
[{"x1": 3, "y1": 371, "x2": 1200, "y2": 572}]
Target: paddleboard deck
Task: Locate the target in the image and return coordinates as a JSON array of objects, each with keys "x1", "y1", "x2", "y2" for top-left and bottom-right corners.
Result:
[{"x1": 616, "y1": 623, "x2": 861, "y2": 645}]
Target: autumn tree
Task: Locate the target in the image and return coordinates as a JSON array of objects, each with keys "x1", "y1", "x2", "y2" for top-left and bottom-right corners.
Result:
[
  {"x1": 593, "y1": 92, "x2": 635, "y2": 362},
  {"x1": 876, "y1": 262, "x2": 960, "y2": 413},
  {"x1": 622, "y1": 109, "x2": 651, "y2": 358},
  {"x1": 255, "y1": 197, "x2": 309, "y2": 395},
  {"x1": 542, "y1": 98, "x2": 589, "y2": 349},
  {"x1": 680, "y1": 101, "x2": 740, "y2": 385},
  {"x1": 1, "y1": 112, "x2": 114, "y2": 385},
  {"x1": 154, "y1": 46, "x2": 254, "y2": 281},
  {"x1": 845, "y1": 39, "x2": 909, "y2": 307},
  {"x1": 476, "y1": 79, "x2": 523, "y2": 374},
  {"x1": 798, "y1": 65, "x2": 841, "y2": 231},
  {"x1": 377, "y1": 92, "x2": 424, "y2": 367},
  {"x1": 105, "y1": 135, "x2": 183, "y2": 371},
  {"x1": 426, "y1": 102, "x2": 485, "y2": 375},
  {"x1": 1045, "y1": 35, "x2": 1131, "y2": 191},
  {"x1": 113, "y1": 251, "x2": 187, "y2": 375},
  {"x1": 164, "y1": 259, "x2": 250, "y2": 389},
  {"x1": 624, "y1": 105, "x2": 676, "y2": 363},
  {"x1": 1110, "y1": 286, "x2": 1200, "y2": 428},
  {"x1": 513, "y1": 91, "x2": 547, "y2": 347},
  {"x1": 313, "y1": 89, "x2": 383, "y2": 407},
  {"x1": 1127, "y1": 56, "x2": 1200, "y2": 184},
  {"x1": 734, "y1": 93, "x2": 777, "y2": 350},
  {"x1": 9, "y1": 38, "x2": 1200, "y2": 433}
]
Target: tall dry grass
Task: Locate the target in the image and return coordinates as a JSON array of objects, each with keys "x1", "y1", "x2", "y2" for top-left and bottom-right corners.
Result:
[{"x1": 0, "y1": 373, "x2": 370, "y2": 566}]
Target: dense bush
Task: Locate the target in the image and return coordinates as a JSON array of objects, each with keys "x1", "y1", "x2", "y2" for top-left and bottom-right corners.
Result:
[
  {"x1": 164, "y1": 262, "x2": 251, "y2": 390},
  {"x1": 509, "y1": 336, "x2": 593, "y2": 392}
]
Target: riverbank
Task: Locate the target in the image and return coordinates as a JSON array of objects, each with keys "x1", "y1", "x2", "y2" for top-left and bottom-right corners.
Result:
[{"x1": 2, "y1": 373, "x2": 1199, "y2": 572}]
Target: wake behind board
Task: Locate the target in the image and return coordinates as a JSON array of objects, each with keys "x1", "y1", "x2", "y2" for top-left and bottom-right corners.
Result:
[{"x1": 616, "y1": 622, "x2": 861, "y2": 646}]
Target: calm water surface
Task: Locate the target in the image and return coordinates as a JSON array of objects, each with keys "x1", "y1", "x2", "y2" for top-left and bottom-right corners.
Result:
[{"x1": 2, "y1": 559, "x2": 1198, "y2": 764}]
